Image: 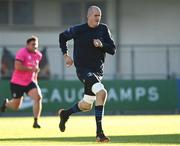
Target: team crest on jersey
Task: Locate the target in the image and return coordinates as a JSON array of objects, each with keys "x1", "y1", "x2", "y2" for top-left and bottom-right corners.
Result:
[
  {"x1": 87, "y1": 72, "x2": 93, "y2": 77},
  {"x1": 28, "y1": 56, "x2": 32, "y2": 60}
]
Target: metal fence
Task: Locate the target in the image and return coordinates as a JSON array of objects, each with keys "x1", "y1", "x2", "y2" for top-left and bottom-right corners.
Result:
[
  {"x1": 117, "y1": 44, "x2": 180, "y2": 79},
  {"x1": 0, "y1": 44, "x2": 180, "y2": 80}
]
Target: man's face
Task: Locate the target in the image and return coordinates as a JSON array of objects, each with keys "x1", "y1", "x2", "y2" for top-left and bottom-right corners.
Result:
[
  {"x1": 88, "y1": 9, "x2": 101, "y2": 27},
  {"x1": 27, "y1": 40, "x2": 38, "y2": 52}
]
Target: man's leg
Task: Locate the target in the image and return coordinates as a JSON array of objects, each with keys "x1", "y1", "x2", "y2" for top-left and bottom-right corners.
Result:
[
  {"x1": 92, "y1": 82, "x2": 110, "y2": 142},
  {"x1": 0, "y1": 97, "x2": 23, "y2": 112},
  {"x1": 1, "y1": 83, "x2": 24, "y2": 112},
  {"x1": 27, "y1": 86, "x2": 42, "y2": 128},
  {"x1": 58, "y1": 94, "x2": 95, "y2": 132}
]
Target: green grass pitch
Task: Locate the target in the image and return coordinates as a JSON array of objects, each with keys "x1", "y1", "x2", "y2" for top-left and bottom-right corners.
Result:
[{"x1": 0, "y1": 115, "x2": 180, "y2": 146}]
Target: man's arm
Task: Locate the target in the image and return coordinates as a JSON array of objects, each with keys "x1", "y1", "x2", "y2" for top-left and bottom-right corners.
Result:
[
  {"x1": 59, "y1": 27, "x2": 76, "y2": 67},
  {"x1": 98, "y1": 26, "x2": 116, "y2": 55},
  {"x1": 15, "y1": 60, "x2": 39, "y2": 72},
  {"x1": 59, "y1": 27, "x2": 76, "y2": 55}
]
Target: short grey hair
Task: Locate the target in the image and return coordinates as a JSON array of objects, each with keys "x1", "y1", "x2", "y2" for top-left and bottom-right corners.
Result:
[{"x1": 87, "y1": 6, "x2": 101, "y2": 17}]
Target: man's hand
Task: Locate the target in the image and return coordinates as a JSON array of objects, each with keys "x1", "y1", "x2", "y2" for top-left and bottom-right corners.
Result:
[
  {"x1": 15, "y1": 60, "x2": 40, "y2": 72},
  {"x1": 64, "y1": 54, "x2": 73, "y2": 67},
  {"x1": 32, "y1": 66, "x2": 40, "y2": 73},
  {"x1": 93, "y1": 39, "x2": 103, "y2": 48}
]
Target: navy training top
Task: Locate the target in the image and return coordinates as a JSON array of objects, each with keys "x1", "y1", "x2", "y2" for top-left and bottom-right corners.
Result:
[{"x1": 59, "y1": 23, "x2": 116, "y2": 75}]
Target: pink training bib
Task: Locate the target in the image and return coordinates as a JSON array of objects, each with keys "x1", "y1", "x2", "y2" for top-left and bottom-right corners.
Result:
[{"x1": 11, "y1": 48, "x2": 42, "y2": 86}]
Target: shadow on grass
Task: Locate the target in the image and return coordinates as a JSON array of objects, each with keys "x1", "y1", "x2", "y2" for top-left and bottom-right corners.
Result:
[{"x1": 1, "y1": 134, "x2": 180, "y2": 144}]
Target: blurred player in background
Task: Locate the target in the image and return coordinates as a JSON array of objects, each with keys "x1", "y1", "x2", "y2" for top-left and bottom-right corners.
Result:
[
  {"x1": 0, "y1": 36, "x2": 43, "y2": 128},
  {"x1": 58, "y1": 6, "x2": 116, "y2": 142}
]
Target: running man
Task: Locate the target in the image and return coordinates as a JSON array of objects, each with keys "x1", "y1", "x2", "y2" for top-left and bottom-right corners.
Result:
[
  {"x1": 58, "y1": 6, "x2": 116, "y2": 142},
  {"x1": 0, "y1": 36, "x2": 43, "y2": 128}
]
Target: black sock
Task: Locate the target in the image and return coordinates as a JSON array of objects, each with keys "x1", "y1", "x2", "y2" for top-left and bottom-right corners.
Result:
[
  {"x1": 95, "y1": 105, "x2": 104, "y2": 135},
  {"x1": 34, "y1": 118, "x2": 38, "y2": 123},
  {"x1": 64, "y1": 103, "x2": 81, "y2": 117}
]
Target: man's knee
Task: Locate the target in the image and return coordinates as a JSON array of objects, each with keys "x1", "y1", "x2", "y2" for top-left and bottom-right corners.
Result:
[
  {"x1": 92, "y1": 82, "x2": 107, "y2": 98},
  {"x1": 79, "y1": 101, "x2": 92, "y2": 111},
  {"x1": 79, "y1": 95, "x2": 96, "y2": 111},
  {"x1": 12, "y1": 100, "x2": 22, "y2": 111},
  {"x1": 28, "y1": 88, "x2": 43, "y2": 101},
  {"x1": 32, "y1": 94, "x2": 42, "y2": 102},
  {"x1": 97, "y1": 89, "x2": 107, "y2": 100},
  {"x1": 32, "y1": 92, "x2": 43, "y2": 101}
]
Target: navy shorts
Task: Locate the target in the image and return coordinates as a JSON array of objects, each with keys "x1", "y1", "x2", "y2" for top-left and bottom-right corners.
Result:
[
  {"x1": 76, "y1": 68, "x2": 103, "y2": 96},
  {"x1": 10, "y1": 82, "x2": 38, "y2": 98}
]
